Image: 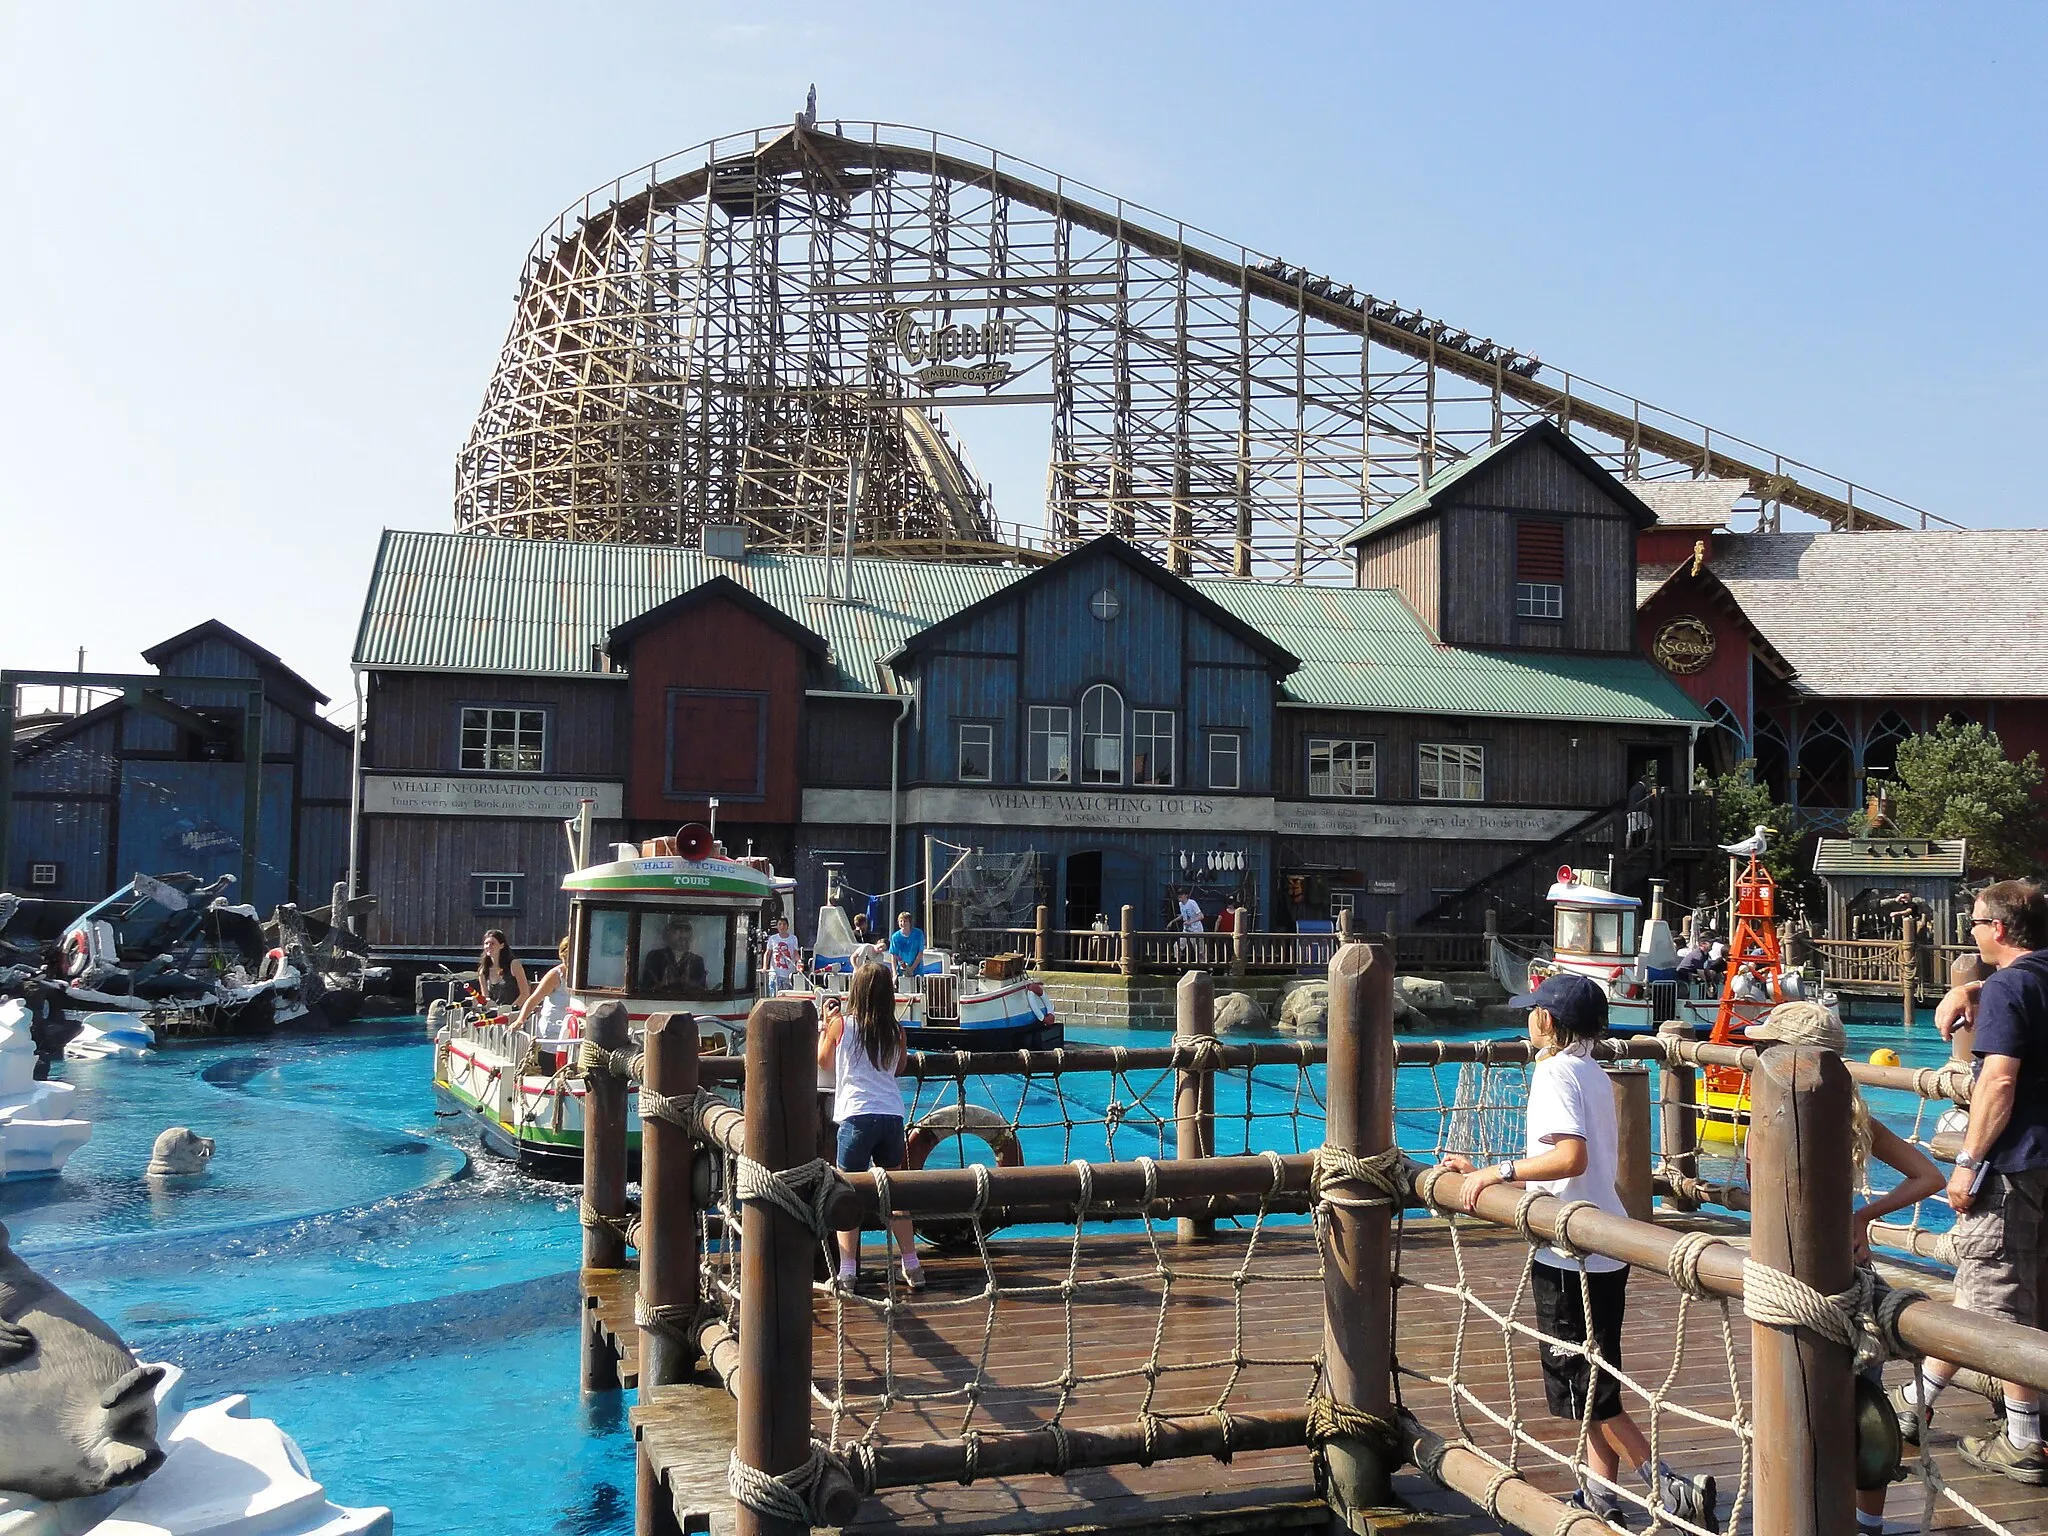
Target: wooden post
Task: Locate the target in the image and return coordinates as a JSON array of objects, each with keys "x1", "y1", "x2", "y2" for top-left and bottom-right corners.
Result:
[
  {"x1": 639, "y1": 1013, "x2": 700, "y2": 1388},
  {"x1": 1322, "y1": 939, "x2": 1397, "y2": 1519},
  {"x1": 1119, "y1": 903, "x2": 1136, "y2": 977},
  {"x1": 735, "y1": 998, "x2": 840, "y2": 1536},
  {"x1": 1749, "y1": 1044, "x2": 1857, "y2": 1536},
  {"x1": 1232, "y1": 907, "x2": 1249, "y2": 978},
  {"x1": 1034, "y1": 903, "x2": 1049, "y2": 968},
  {"x1": 1337, "y1": 906, "x2": 1355, "y2": 944},
  {"x1": 1901, "y1": 931, "x2": 1917, "y2": 1030},
  {"x1": 1655, "y1": 1020, "x2": 1700, "y2": 1213},
  {"x1": 1175, "y1": 970, "x2": 1217, "y2": 1245},
  {"x1": 1607, "y1": 1065, "x2": 1653, "y2": 1221},
  {"x1": 580, "y1": 998, "x2": 631, "y2": 1393}
]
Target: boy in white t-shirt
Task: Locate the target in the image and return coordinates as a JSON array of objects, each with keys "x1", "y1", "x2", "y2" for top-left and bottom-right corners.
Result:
[
  {"x1": 1441, "y1": 972, "x2": 1718, "y2": 1531},
  {"x1": 764, "y1": 916, "x2": 801, "y2": 995}
]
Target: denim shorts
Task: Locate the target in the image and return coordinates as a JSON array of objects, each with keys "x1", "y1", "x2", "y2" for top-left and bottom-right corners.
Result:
[{"x1": 837, "y1": 1113, "x2": 907, "y2": 1173}]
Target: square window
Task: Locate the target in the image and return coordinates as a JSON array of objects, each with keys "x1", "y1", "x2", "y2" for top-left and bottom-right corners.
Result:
[
  {"x1": 1133, "y1": 710, "x2": 1175, "y2": 787},
  {"x1": 27, "y1": 862, "x2": 58, "y2": 888},
  {"x1": 1208, "y1": 731, "x2": 1242, "y2": 791},
  {"x1": 1515, "y1": 582, "x2": 1564, "y2": 620},
  {"x1": 1028, "y1": 705, "x2": 1072, "y2": 784},
  {"x1": 460, "y1": 706, "x2": 547, "y2": 774},
  {"x1": 958, "y1": 722, "x2": 993, "y2": 782},
  {"x1": 1419, "y1": 743, "x2": 1485, "y2": 801},
  {"x1": 472, "y1": 872, "x2": 524, "y2": 914},
  {"x1": 1308, "y1": 739, "x2": 1376, "y2": 797}
]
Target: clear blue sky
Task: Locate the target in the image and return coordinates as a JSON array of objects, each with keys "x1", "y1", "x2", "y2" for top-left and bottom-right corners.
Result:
[{"x1": 3, "y1": 2, "x2": 2041, "y2": 710}]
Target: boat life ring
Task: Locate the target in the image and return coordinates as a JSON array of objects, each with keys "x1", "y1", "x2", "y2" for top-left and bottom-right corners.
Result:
[
  {"x1": 259, "y1": 948, "x2": 288, "y2": 981},
  {"x1": 63, "y1": 930, "x2": 92, "y2": 979},
  {"x1": 903, "y1": 1103, "x2": 1025, "y2": 1251}
]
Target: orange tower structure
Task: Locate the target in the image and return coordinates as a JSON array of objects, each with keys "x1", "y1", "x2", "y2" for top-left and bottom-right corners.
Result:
[{"x1": 1705, "y1": 851, "x2": 1784, "y2": 1103}]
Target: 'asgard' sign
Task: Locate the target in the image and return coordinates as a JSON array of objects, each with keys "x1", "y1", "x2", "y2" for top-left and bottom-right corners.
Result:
[{"x1": 363, "y1": 774, "x2": 623, "y2": 820}]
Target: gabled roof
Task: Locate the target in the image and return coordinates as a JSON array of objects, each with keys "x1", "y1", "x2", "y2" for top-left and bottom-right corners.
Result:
[
  {"x1": 1635, "y1": 559, "x2": 1796, "y2": 681},
  {"x1": 1627, "y1": 477, "x2": 1748, "y2": 528},
  {"x1": 1813, "y1": 838, "x2": 1967, "y2": 878},
  {"x1": 1688, "y1": 531, "x2": 2048, "y2": 698},
  {"x1": 604, "y1": 575, "x2": 829, "y2": 665},
  {"x1": 142, "y1": 619, "x2": 329, "y2": 706},
  {"x1": 1338, "y1": 421, "x2": 1659, "y2": 548},
  {"x1": 355, "y1": 531, "x2": 1705, "y2": 726},
  {"x1": 884, "y1": 535, "x2": 1300, "y2": 673}
]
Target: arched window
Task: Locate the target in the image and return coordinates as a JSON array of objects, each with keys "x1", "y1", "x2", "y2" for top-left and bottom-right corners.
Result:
[
  {"x1": 1797, "y1": 709, "x2": 1855, "y2": 809},
  {"x1": 1753, "y1": 711, "x2": 1791, "y2": 804},
  {"x1": 1860, "y1": 710, "x2": 1915, "y2": 794},
  {"x1": 1703, "y1": 698, "x2": 1746, "y2": 778},
  {"x1": 1080, "y1": 684, "x2": 1125, "y2": 785}
]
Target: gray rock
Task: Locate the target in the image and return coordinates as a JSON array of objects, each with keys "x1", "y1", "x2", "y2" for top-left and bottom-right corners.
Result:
[
  {"x1": 1395, "y1": 975, "x2": 1452, "y2": 1009},
  {"x1": 145, "y1": 1128, "x2": 214, "y2": 1179},
  {"x1": 1277, "y1": 981, "x2": 1329, "y2": 1035},
  {"x1": 0, "y1": 1220, "x2": 164, "y2": 1501},
  {"x1": 1212, "y1": 992, "x2": 1268, "y2": 1034}
]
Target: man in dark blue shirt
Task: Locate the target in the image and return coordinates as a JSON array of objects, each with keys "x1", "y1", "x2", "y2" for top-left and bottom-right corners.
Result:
[{"x1": 1897, "y1": 879, "x2": 2048, "y2": 1485}]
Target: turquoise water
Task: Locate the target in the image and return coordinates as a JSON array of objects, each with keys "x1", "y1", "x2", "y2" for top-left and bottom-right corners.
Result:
[{"x1": 0, "y1": 1011, "x2": 1961, "y2": 1533}]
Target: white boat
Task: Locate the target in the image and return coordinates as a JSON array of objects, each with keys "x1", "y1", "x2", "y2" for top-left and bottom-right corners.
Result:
[
  {"x1": 64, "y1": 1013, "x2": 157, "y2": 1063},
  {"x1": 431, "y1": 820, "x2": 792, "y2": 1180},
  {"x1": 0, "y1": 1362, "x2": 390, "y2": 1536},
  {"x1": 0, "y1": 998, "x2": 91, "y2": 1179},
  {"x1": 1495, "y1": 869, "x2": 1720, "y2": 1035}
]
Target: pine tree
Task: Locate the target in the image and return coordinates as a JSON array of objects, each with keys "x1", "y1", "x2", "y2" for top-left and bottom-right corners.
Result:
[{"x1": 1869, "y1": 719, "x2": 2045, "y2": 876}]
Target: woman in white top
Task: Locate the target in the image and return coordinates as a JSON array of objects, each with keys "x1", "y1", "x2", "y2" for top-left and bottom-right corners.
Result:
[
  {"x1": 816, "y1": 961, "x2": 925, "y2": 1290},
  {"x1": 512, "y1": 937, "x2": 571, "y2": 1039}
]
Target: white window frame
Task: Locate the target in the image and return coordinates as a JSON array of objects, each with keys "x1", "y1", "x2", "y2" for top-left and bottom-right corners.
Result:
[
  {"x1": 460, "y1": 706, "x2": 547, "y2": 773},
  {"x1": 474, "y1": 872, "x2": 523, "y2": 913},
  {"x1": 1418, "y1": 743, "x2": 1485, "y2": 802},
  {"x1": 1207, "y1": 731, "x2": 1242, "y2": 791},
  {"x1": 1308, "y1": 738, "x2": 1376, "y2": 798},
  {"x1": 27, "y1": 862, "x2": 58, "y2": 888},
  {"x1": 1027, "y1": 705, "x2": 1072, "y2": 784},
  {"x1": 1080, "y1": 684, "x2": 1124, "y2": 786},
  {"x1": 957, "y1": 722, "x2": 994, "y2": 783},
  {"x1": 1133, "y1": 709, "x2": 1175, "y2": 787},
  {"x1": 1515, "y1": 582, "x2": 1564, "y2": 620}
]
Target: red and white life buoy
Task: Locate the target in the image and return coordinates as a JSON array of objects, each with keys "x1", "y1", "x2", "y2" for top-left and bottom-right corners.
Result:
[
  {"x1": 259, "y1": 947, "x2": 288, "y2": 981},
  {"x1": 902, "y1": 1104, "x2": 1025, "y2": 1251},
  {"x1": 63, "y1": 930, "x2": 92, "y2": 979}
]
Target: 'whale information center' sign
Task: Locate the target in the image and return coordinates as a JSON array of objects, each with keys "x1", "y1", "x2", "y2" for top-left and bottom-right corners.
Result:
[{"x1": 363, "y1": 774, "x2": 623, "y2": 820}]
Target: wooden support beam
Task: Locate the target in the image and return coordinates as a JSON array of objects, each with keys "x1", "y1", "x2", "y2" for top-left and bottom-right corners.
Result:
[
  {"x1": 1175, "y1": 970, "x2": 1216, "y2": 1245},
  {"x1": 580, "y1": 999, "x2": 631, "y2": 1393}
]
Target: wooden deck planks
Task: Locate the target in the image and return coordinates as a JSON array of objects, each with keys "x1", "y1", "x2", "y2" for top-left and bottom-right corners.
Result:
[{"x1": 617, "y1": 1226, "x2": 2048, "y2": 1534}]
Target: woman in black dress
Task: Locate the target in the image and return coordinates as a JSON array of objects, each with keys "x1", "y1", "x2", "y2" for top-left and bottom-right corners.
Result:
[{"x1": 477, "y1": 929, "x2": 530, "y2": 1010}]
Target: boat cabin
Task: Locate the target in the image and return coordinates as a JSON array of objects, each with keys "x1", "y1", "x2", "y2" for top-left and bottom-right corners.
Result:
[{"x1": 1546, "y1": 866, "x2": 1640, "y2": 970}]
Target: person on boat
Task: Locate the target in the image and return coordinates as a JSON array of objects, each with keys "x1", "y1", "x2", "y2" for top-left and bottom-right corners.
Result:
[
  {"x1": 640, "y1": 917, "x2": 708, "y2": 996},
  {"x1": 764, "y1": 916, "x2": 802, "y2": 995},
  {"x1": 476, "y1": 930, "x2": 529, "y2": 1010},
  {"x1": 512, "y1": 937, "x2": 571, "y2": 1039},
  {"x1": 1745, "y1": 1000, "x2": 1944, "y2": 1536},
  {"x1": 851, "y1": 910, "x2": 874, "y2": 947},
  {"x1": 1898, "y1": 879, "x2": 2048, "y2": 1486},
  {"x1": 887, "y1": 911, "x2": 926, "y2": 980},
  {"x1": 817, "y1": 961, "x2": 924, "y2": 1291},
  {"x1": 1438, "y1": 972, "x2": 1718, "y2": 1529}
]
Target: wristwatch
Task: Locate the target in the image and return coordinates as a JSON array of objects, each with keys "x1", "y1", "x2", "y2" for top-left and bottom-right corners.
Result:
[
  {"x1": 1956, "y1": 1151, "x2": 1981, "y2": 1171},
  {"x1": 1496, "y1": 1160, "x2": 1517, "y2": 1182}
]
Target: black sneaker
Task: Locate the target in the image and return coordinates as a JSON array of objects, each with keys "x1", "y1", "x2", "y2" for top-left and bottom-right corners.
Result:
[
  {"x1": 1656, "y1": 1468, "x2": 1718, "y2": 1531},
  {"x1": 1566, "y1": 1490, "x2": 1631, "y2": 1529}
]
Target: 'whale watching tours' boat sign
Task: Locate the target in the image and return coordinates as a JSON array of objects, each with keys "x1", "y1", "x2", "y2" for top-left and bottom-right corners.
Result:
[{"x1": 363, "y1": 774, "x2": 623, "y2": 819}]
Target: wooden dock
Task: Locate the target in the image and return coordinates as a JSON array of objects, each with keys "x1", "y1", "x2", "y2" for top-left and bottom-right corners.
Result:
[{"x1": 595, "y1": 1225, "x2": 2048, "y2": 1535}]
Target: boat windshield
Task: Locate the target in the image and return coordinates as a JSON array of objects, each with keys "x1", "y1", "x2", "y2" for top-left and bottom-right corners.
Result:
[
  {"x1": 1554, "y1": 908, "x2": 1628, "y2": 957},
  {"x1": 575, "y1": 905, "x2": 757, "y2": 999}
]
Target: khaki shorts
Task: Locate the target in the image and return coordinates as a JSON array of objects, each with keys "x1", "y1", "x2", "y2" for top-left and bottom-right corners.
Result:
[{"x1": 1951, "y1": 1166, "x2": 2048, "y2": 1325}]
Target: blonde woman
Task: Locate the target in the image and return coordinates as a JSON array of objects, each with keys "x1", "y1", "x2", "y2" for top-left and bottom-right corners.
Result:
[{"x1": 1749, "y1": 1001, "x2": 1944, "y2": 1535}]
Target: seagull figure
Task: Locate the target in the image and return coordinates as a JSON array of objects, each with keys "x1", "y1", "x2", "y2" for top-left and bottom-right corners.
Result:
[{"x1": 1720, "y1": 824, "x2": 1772, "y2": 858}]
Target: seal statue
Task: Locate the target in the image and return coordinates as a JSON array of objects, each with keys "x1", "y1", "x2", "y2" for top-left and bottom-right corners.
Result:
[
  {"x1": 146, "y1": 1127, "x2": 214, "y2": 1178},
  {"x1": 0, "y1": 1220, "x2": 165, "y2": 1500}
]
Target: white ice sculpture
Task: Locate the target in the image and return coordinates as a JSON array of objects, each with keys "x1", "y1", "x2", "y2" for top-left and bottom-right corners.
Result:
[{"x1": 0, "y1": 1000, "x2": 91, "y2": 1180}]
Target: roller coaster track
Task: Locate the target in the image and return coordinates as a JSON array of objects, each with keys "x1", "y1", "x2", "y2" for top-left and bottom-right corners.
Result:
[{"x1": 457, "y1": 119, "x2": 1953, "y2": 565}]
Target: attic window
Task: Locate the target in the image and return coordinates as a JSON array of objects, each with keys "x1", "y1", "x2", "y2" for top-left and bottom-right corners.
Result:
[{"x1": 1515, "y1": 520, "x2": 1565, "y2": 620}]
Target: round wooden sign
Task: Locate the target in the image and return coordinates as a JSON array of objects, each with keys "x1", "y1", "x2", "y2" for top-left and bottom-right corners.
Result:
[{"x1": 1653, "y1": 616, "x2": 1716, "y2": 674}]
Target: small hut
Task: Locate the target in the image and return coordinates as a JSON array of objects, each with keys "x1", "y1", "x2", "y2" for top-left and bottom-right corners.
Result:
[{"x1": 1812, "y1": 836, "x2": 1967, "y2": 942}]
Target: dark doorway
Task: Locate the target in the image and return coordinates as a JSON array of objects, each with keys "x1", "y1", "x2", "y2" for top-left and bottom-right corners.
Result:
[
  {"x1": 1625, "y1": 744, "x2": 1677, "y2": 797},
  {"x1": 1065, "y1": 851, "x2": 1101, "y2": 930},
  {"x1": 1064, "y1": 849, "x2": 1146, "y2": 930}
]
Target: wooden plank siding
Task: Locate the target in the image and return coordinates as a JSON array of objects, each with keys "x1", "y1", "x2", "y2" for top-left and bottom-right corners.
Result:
[
  {"x1": 1272, "y1": 710, "x2": 1684, "y2": 806},
  {"x1": 359, "y1": 810, "x2": 598, "y2": 949},
  {"x1": 803, "y1": 698, "x2": 897, "y2": 788},
  {"x1": 364, "y1": 673, "x2": 625, "y2": 777},
  {"x1": 1438, "y1": 506, "x2": 1638, "y2": 653},
  {"x1": 1351, "y1": 516, "x2": 1441, "y2": 636}
]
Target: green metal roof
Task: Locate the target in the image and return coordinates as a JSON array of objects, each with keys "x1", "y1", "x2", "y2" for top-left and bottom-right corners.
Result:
[
  {"x1": 1336, "y1": 436, "x2": 1519, "y2": 548},
  {"x1": 1197, "y1": 582, "x2": 1707, "y2": 722},
  {"x1": 357, "y1": 531, "x2": 1703, "y2": 724}
]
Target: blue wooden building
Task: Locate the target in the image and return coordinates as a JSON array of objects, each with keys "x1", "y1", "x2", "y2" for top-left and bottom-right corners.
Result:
[{"x1": 7, "y1": 623, "x2": 353, "y2": 909}]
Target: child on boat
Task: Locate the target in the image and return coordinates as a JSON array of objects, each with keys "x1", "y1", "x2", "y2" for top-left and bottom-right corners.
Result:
[
  {"x1": 1440, "y1": 972, "x2": 1718, "y2": 1530},
  {"x1": 817, "y1": 961, "x2": 925, "y2": 1291},
  {"x1": 1747, "y1": 1001, "x2": 1944, "y2": 1536}
]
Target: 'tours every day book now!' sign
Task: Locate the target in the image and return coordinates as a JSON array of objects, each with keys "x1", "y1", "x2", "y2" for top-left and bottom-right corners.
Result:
[{"x1": 361, "y1": 774, "x2": 623, "y2": 819}]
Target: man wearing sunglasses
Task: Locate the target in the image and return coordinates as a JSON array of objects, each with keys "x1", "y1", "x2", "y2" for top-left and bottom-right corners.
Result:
[{"x1": 1900, "y1": 880, "x2": 2048, "y2": 1485}]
